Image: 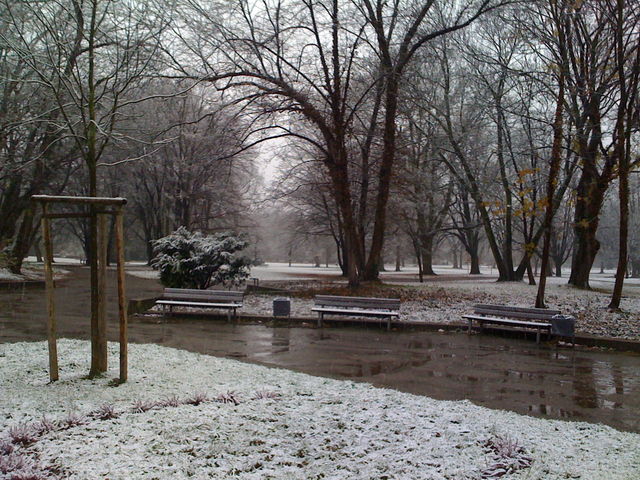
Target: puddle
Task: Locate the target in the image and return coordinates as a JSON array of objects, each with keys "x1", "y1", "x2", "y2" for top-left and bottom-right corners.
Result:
[{"x1": 1, "y1": 265, "x2": 639, "y2": 433}]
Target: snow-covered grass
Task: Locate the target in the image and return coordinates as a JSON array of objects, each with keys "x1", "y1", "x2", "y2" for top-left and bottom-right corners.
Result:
[
  {"x1": 0, "y1": 268, "x2": 24, "y2": 281},
  {"x1": 403, "y1": 279, "x2": 640, "y2": 340},
  {"x1": 125, "y1": 268, "x2": 160, "y2": 280},
  {"x1": 24, "y1": 256, "x2": 83, "y2": 266},
  {"x1": 134, "y1": 259, "x2": 640, "y2": 339},
  {"x1": 0, "y1": 264, "x2": 69, "y2": 283},
  {"x1": 236, "y1": 277, "x2": 640, "y2": 340},
  {"x1": 1, "y1": 340, "x2": 638, "y2": 479}
]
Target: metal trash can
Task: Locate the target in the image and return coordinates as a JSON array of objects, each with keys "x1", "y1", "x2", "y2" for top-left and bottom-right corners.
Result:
[
  {"x1": 551, "y1": 314, "x2": 575, "y2": 337},
  {"x1": 273, "y1": 297, "x2": 291, "y2": 318}
]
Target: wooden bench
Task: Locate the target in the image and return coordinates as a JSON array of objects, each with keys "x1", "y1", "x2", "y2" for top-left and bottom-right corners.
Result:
[
  {"x1": 312, "y1": 295, "x2": 400, "y2": 331},
  {"x1": 463, "y1": 304, "x2": 560, "y2": 343},
  {"x1": 156, "y1": 288, "x2": 243, "y2": 321}
]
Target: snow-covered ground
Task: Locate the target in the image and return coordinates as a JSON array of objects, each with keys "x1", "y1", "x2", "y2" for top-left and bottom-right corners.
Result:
[
  {"x1": 0, "y1": 264, "x2": 69, "y2": 282},
  {"x1": 1, "y1": 340, "x2": 638, "y2": 479},
  {"x1": 240, "y1": 286, "x2": 640, "y2": 340},
  {"x1": 132, "y1": 262, "x2": 640, "y2": 340},
  {"x1": 0, "y1": 268, "x2": 24, "y2": 282},
  {"x1": 24, "y1": 256, "x2": 83, "y2": 265},
  {"x1": 128, "y1": 262, "x2": 640, "y2": 293}
]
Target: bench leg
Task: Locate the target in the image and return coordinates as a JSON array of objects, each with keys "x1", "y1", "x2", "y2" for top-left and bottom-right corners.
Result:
[
  {"x1": 467, "y1": 319, "x2": 472, "y2": 333},
  {"x1": 536, "y1": 329, "x2": 541, "y2": 344},
  {"x1": 317, "y1": 312, "x2": 323, "y2": 328},
  {"x1": 227, "y1": 309, "x2": 232, "y2": 323},
  {"x1": 387, "y1": 317, "x2": 391, "y2": 331}
]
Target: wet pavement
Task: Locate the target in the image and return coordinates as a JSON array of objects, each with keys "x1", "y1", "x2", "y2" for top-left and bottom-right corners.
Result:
[{"x1": 1, "y1": 266, "x2": 639, "y2": 433}]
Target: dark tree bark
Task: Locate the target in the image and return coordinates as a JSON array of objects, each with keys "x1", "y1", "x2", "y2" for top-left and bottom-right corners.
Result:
[
  {"x1": 568, "y1": 177, "x2": 607, "y2": 288},
  {"x1": 536, "y1": 10, "x2": 566, "y2": 307},
  {"x1": 469, "y1": 251, "x2": 480, "y2": 275},
  {"x1": 608, "y1": 0, "x2": 640, "y2": 310}
]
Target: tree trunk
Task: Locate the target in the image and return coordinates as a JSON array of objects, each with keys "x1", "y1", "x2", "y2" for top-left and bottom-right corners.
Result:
[
  {"x1": 420, "y1": 235, "x2": 436, "y2": 275},
  {"x1": 631, "y1": 258, "x2": 640, "y2": 278},
  {"x1": 34, "y1": 240, "x2": 43, "y2": 263},
  {"x1": 536, "y1": 67, "x2": 565, "y2": 307},
  {"x1": 552, "y1": 255, "x2": 563, "y2": 277},
  {"x1": 7, "y1": 207, "x2": 36, "y2": 274},
  {"x1": 363, "y1": 76, "x2": 399, "y2": 281},
  {"x1": 608, "y1": 0, "x2": 637, "y2": 310},
  {"x1": 568, "y1": 184, "x2": 604, "y2": 289},
  {"x1": 526, "y1": 260, "x2": 536, "y2": 286},
  {"x1": 469, "y1": 251, "x2": 480, "y2": 275},
  {"x1": 325, "y1": 148, "x2": 364, "y2": 286},
  {"x1": 146, "y1": 235, "x2": 154, "y2": 265}
]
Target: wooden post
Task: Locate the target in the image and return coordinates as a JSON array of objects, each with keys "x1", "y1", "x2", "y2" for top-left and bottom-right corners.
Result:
[
  {"x1": 97, "y1": 213, "x2": 108, "y2": 371},
  {"x1": 41, "y1": 205, "x2": 59, "y2": 382},
  {"x1": 115, "y1": 209, "x2": 128, "y2": 382}
]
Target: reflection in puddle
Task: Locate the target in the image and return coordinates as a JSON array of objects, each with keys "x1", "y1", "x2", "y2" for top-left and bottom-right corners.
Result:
[{"x1": 1, "y1": 267, "x2": 640, "y2": 433}]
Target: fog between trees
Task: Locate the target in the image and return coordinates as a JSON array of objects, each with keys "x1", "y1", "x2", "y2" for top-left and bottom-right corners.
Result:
[{"x1": 1, "y1": 0, "x2": 639, "y2": 306}]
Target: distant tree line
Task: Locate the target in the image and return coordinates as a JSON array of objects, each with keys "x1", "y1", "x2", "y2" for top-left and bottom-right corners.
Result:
[{"x1": 1, "y1": 0, "x2": 639, "y2": 309}]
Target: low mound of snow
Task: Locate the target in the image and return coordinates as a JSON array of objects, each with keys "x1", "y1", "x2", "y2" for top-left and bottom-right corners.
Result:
[{"x1": 0, "y1": 340, "x2": 638, "y2": 479}]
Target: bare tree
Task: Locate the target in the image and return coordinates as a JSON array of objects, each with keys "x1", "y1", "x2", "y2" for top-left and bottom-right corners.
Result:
[
  {"x1": 531, "y1": 0, "x2": 640, "y2": 289},
  {"x1": 607, "y1": 0, "x2": 640, "y2": 309},
  {"x1": 171, "y1": 0, "x2": 506, "y2": 285},
  {"x1": 4, "y1": 0, "x2": 168, "y2": 375},
  {"x1": 535, "y1": 0, "x2": 568, "y2": 307}
]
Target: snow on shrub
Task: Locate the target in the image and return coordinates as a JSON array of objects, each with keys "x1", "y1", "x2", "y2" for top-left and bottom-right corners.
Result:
[
  {"x1": 131, "y1": 399, "x2": 157, "y2": 413},
  {"x1": 59, "y1": 413, "x2": 86, "y2": 430},
  {"x1": 252, "y1": 390, "x2": 281, "y2": 400},
  {"x1": 0, "y1": 446, "x2": 50, "y2": 480},
  {"x1": 151, "y1": 227, "x2": 251, "y2": 289},
  {"x1": 185, "y1": 392, "x2": 209, "y2": 406},
  {"x1": 90, "y1": 404, "x2": 119, "y2": 420},
  {"x1": 0, "y1": 439, "x2": 14, "y2": 455},
  {"x1": 481, "y1": 434, "x2": 533, "y2": 478},
  {"x1": 158, "y1": 395, "x2": 182, "y2": 408},
  {"x1": 33, "y1": 418, "x2": 56, "y2": 437},
  {"x1": 215, "y1": 391, "x2": 241, "y2": 405},
  {"x1": 8, "y1": 424, "x2": 38, "y2": 446},
  {"x1": 0, "y1": 452, "x2": 27, "y2": 474}
]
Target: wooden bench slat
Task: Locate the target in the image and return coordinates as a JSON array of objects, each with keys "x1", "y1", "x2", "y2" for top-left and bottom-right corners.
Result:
[
  {"x1": 312, "y1": 307, "x2": 400, "y2": 317},
  {"x1": 164, "y1": 289, "x2": 242, "y2": 297},
  {"x1": 162, "y1": 293, "x2": 242, "y2": 301},
  {"x1": 313, "y1": 295, "x2": 401, "y2": 330},
  {"x1": 315, "y1": 294, "x2": 400, "y2": 303},
  {"x1": 157, "y1": 300, "x2": 242, "y2": 308},
  {"x1": 155, "y1": 288, "x2": 244, "y2": 321},
  {"x1": 315, "y1": 296, "x2": 400, "y2": 309},
  {"x1": 474, "y1": 304, "x2": 560, "y2": 315},
  {"x1": 462, "y1": 315, "x2": 551, "y2": 328},
  {"x1": 464, "y1": 303, "x2": 565, "y2": 344},
  {"x1": 165, "y1": 288, "x2": 243, "y2": 295},
  {"x1": 473, "y1": 309, "x2": 557, "y2": 321}
]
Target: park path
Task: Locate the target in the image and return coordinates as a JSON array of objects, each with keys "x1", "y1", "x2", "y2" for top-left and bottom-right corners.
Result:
[{"x1": 1, "y1": 266, "x2": 639, "y2": 433}]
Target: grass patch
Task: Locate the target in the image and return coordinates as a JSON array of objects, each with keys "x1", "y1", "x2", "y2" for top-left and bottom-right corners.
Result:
[{"x1": 263, "y1": 280, "x2": 481, "y2": 303}]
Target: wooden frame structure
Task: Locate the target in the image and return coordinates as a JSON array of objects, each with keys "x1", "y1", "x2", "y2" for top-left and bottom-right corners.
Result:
[{"x1": 32, "y1": 195, "x2": 129, "y2": 383}]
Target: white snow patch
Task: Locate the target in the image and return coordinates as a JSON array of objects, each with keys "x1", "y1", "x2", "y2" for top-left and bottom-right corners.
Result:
[
  {"x1": 1, "y1": 340, "x2": 638, "y2": 479},
  {"x1": 0, "y1": 268, "x2": 23, "y2": 281},
  {"x1": 0, "y1": 265, "x2": 69, "y2": 282},
  {"x1": 125, "y1": 269, "x2": 160, "y2": 280}
]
